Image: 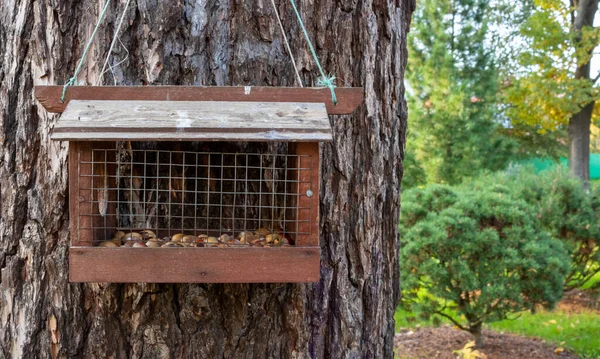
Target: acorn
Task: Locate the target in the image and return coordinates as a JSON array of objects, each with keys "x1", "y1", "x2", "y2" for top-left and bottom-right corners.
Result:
[
  {"x1": 161, "y1": 241, "x2": 181, "y2": 248},
  {"x1": 182, "y1": 235, "x2": 196, "y2": 244},
  {"x1": 133, "y1": 242, "x2": 147, "y2": 248},
  {"x1": 219, "y1": 234, "x2": 231, "y2": 243},
  {"x1": 207, "y1": 236, "x2": 219, "y2": 244},
  {"x1": 146, "y1": 241, "x2": 161, "y2": 248},
  {"x1": 250, "y1": 238, "x2": 262, "y2": 245},
  {"x1": 140, "y1": 230, "x2": 157, "y2": 240},
  {"x1": 255, "y1": 228, "x2": 270, "y2": 238},
  {"x1": 99, "y1": 240, "x2": 118, "y2": 248},
  {"x1": 171, "y1": 233, "x2": 185, "y2": 243},
  {"x1": 265, "y1": 233, "x2": 281, "y2": 244},
  {"x1": 238, "y1": 231, "x2": 255, "y2": 243},
  {"x1": 123, "y1": 232, "x2": 143, "y2": 241}
]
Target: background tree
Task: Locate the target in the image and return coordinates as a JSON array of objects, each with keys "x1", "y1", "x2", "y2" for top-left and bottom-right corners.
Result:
[
  {"x1": 400, "y1": 183, "x2": 570, "y2": 348},
  {"x1": 406, "y1": 0, "x2": 516, "y2": 185},
  {"x1": 0, "y1": 1, "x2": 415, "y2": 357},
  {"x1": 504, "y1": 0, "x2": 600, "y2": 185}
]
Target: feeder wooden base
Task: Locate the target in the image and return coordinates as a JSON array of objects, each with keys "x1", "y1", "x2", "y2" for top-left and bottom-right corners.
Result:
[{"x1": 69, "y1": 246, "x2": 320, "y2": 283}]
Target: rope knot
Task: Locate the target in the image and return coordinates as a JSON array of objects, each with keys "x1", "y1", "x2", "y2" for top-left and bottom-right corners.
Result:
[{"x1": 317, "y1": 75, "x2": 337, "y2": 105}]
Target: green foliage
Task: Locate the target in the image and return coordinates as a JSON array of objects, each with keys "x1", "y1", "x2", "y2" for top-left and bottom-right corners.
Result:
[
  {"x1": 503, "y1": 0, "x2": 600, "y2": 132},
  {"x1": 469, "y1": 167, "x2": 600, "y2": 289},
  {"x1": 407, "y1": 0, "x2": 516, "y2": 185},
  {"x1": 400, "y1": 183, "x2": 570, "y2": 341},
  {"x1": 401, "y1": 148, "x2": 427, "y2": 189}
]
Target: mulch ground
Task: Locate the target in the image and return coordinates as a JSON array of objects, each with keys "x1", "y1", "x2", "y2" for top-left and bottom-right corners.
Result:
[
  {"x1": 559, "y1": 288, "x2": 600, "y2": 314},
  {"x1": 394, "y1": 326, "x2": 579, "y2": 359}
]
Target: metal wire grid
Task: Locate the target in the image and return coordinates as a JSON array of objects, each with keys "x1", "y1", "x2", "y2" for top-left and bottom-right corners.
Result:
[{"x1": 76, "y1": 147, "x2": 314, "y2": 244}]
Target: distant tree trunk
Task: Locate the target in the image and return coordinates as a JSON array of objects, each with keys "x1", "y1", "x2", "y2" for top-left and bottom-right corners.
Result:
[
  {"x1": 0, "y1": 1, "x2": 415, "y2": 358},
  {"x1": 569, "y1": 0, "x2": 598, "y2": 186}
]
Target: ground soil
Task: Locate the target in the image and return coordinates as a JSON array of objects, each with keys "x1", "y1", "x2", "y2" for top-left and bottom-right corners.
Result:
[
  {"x1": 394, "y1": 326, "x2": 579, "y2": 359},
  {"x1": 559, "y1": 288, "x2": 600, "y2": 314}
]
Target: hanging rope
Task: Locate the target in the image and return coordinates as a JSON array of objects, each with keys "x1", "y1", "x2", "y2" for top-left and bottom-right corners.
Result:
[
  {"x1": 61, "y1": 0, "x2": 112, "y2": 102},
  {"x1": 289, "y1": 0, "x2": 337, "y2": 104},
  {"x1": 270, "y1": 0, "x2": 303, "y2": 87},
  {"x1": 97, "y1": 0, "x2": 132, "y2": 85}
]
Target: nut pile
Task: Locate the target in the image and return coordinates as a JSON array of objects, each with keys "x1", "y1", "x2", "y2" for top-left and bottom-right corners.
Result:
[{"x1": 97, "y1": 228, "x2": 292, "y2": 248}]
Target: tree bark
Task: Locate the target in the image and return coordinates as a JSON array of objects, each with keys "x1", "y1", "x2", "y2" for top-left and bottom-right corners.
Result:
[
  {"x1": 569, "y1": 0, "x2": 598, "y2": 186},
  {"x1": 470, "y1": 323, "x2": 484, "y2": 348},
  {"x1": 0, "y1": 1, "x2": 415, "y2": 358}
]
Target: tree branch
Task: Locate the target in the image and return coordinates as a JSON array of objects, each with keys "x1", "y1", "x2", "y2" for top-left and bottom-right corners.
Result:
[
  {"x1": 434, "y1": 309, "x2": 467, "y2": 331},
  {"x1": 592, "y1": 70, "x2": 600, "y2": 84}
]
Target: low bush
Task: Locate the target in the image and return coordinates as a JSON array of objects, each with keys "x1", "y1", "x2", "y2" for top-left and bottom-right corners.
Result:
[
  {"x1": 468, "y1": 167, "x2": 600, "y2": 290},
  {"x1": 400, "y1": 183, "x2": 570, "y2": 347}
]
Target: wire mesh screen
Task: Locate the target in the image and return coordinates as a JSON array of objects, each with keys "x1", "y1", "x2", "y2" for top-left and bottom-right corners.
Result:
[{"x1": 75, "y1": 146, "x2": 314, "y2": 247}]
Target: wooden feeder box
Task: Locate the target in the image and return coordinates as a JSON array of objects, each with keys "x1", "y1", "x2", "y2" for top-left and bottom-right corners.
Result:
[{"x1": 36, "y1": 86, "x2": 363, "y2": 283}]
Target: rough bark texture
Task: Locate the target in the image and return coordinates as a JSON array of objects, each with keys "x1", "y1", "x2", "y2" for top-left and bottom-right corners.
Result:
[
  {"x1": 0, "y1": 1, "x2": 414, "y2": 358},
  {"x1": 569, "y1": 0, "x2": 598, "y2": 186}
]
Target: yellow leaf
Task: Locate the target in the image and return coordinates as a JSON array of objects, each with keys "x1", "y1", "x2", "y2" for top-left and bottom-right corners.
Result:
[
  {"x1": 549, "y1": 319, "x2": 557, "y2": 324},
  {"x1": 554, "y1": 347, "x2": 564, "y2": 354},
  {"x1": 464, "y1": 341, "x2": 476, "y2": 349}
]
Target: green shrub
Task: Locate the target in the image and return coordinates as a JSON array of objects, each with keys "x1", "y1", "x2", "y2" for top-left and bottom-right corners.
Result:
[
  {"x1": 400, "y1": 184, "x2": 570, "y2": 347},
  {"x1": 469, "y1": 167, "x2": 600, "y2": 290}
]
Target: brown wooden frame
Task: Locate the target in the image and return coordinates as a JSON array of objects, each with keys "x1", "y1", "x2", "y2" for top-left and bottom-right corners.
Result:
[
  {"x1": 68, "y1": 141, "x2": 322, "y2": 283},
  {"x1": 35, "y1": 86, "x2": 363, "y2": 115}
]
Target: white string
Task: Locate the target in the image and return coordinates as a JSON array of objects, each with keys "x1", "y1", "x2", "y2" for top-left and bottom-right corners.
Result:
[
  {"x1": 269, "y1": 0, "x2": 303, "y2": 87},
  {"x1": 106, "y1": 37, "x2": 130, "y2": 85},
  {"x1": 96, "y1": 0, "x2": 132, "y2": 85}
]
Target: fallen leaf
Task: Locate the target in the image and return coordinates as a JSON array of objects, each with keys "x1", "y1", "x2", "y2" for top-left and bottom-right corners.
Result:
[
  {"x1": 548, "y1": 319, "x2": 557, "y2": 324},
  {"x1": 554, "y1": 347, "x2": 564, "y2": 354}
]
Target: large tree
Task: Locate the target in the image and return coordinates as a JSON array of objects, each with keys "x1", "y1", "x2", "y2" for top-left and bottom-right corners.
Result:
[
  {"x1": 0, "y1": 1, "x2": 415, "y2": 358},
  {"x1": 505, "y1": 0, "x2": 600, "y2": 185},
  {"x1": 406, "y1": 0, "x2": 516, "y2": 186}
]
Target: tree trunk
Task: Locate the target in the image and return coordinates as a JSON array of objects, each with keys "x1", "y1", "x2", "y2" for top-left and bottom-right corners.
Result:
[
  {"x1": 0, "y1": 1, "x2": 415, "y2": 358},
  {"x1": 569, "y1": 102, "x2": 592, "y2": 186},
  {"x1": 470, "y1": 323, "x2": 484, "y2": 348},
  {"x1": 569, "y1": 0, "x2": 598, "y2": 186}
]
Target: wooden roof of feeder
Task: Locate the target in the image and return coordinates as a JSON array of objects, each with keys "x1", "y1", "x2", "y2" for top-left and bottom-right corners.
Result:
[{"x1": 51, "y1": 100, "x2": 333, "y2": 142}]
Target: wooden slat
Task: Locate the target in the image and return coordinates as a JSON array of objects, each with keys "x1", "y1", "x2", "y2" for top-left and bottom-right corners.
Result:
[
  {"x1": 52, "y1": 100, "x2": 333, "y2": 142},
  {"x1": 294, "y1": 143, "x2": 320, "y2": 246},
  {"x1": 35, "y1": 86, "x2": 363, "y2": 115},
  {"x1": 69, "y1": 247, "x2": 320, "y2": 283}
]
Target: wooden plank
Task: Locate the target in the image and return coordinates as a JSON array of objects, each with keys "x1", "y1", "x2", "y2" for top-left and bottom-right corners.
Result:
[
  {"x1": 294, "y1": 143, "x2": 320, "y2": 246},
  {"x1": 69, "y1": 247, "x2": 320, "y2": 283},
  {"x1": 51, "y1": 100, "x2": 333, "y2": 142},
  {"x1": 69, "y1": 142, "x2": 83, "y2": 246},
  {"x1": 35, "y1": 86, "x2": 363, "y2": 115},
  {"x1": 52, "y1": 131, "x2": 333, "y2": 142}
]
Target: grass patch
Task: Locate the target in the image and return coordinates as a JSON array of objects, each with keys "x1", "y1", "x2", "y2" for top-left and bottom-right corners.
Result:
[
  {"x1": 395, "y1": 306, "x2": 600, "y2": 358},
  {"x1": 490, "y1": 310, "x2": 600, "y2": 358}
]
